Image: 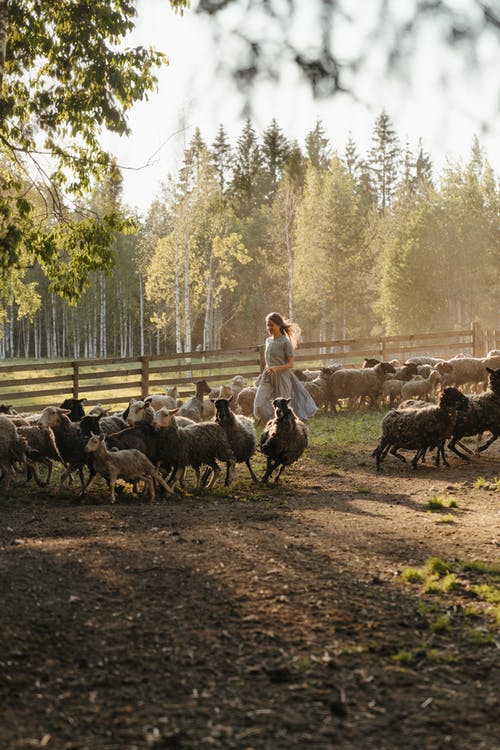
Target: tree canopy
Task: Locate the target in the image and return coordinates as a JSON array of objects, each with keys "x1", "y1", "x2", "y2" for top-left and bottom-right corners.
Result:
[{"x1": 0, "y1": 0, "x2": 188, "y2": 303}]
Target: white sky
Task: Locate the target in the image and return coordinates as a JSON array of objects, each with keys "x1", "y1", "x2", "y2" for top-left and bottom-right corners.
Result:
[{"x1": 101, "y1": 0, "x2": 500, "y2": 215}]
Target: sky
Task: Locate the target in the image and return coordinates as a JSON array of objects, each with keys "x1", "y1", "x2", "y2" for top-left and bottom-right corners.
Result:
[{"x1": 102, "y1": 0, "x2": 500, "y2": 215}]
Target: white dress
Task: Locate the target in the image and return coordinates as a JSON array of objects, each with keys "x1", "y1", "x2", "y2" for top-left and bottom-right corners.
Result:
[{"x1": 253, "y1": 335, "x2": 318, "y2": 423}]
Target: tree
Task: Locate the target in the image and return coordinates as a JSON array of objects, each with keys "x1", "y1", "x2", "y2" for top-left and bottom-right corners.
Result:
[
  {"x1": 211, "y1": 124, "x2": 233, "y2": 197},
  {"x1": 261, "y1": 118, "x2": 291, "y2": 202},
  {"x1": 0, "y1": 0, "x2": 188, "y2": 306},
  {"x1": 229, "y1": 118, "x2": 264, "y2": 217},
  {"x1": 369, "y1": 111, "x2": 401, "y2": 212},
  {"x1": 304, "y1": 120, "x2": 331, "y2": 170},
  {"x1": 196, "y1": 0, "x2": 500, "y2": 115}
]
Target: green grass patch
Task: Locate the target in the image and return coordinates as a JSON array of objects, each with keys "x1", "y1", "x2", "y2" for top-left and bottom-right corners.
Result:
[
  {"x1": 426, "y1": 494, "x2": 458, "y2": 510},
  {"x1": 434, "y1": 513, "x2": 455, "y2": 524},
  {"x1": 473, "y1": 476, "x2": 489, "y2": 489}
]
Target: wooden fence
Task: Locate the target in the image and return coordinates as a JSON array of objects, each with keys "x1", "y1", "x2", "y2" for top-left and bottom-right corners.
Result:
[{"x1": 0, "y1": 323, "x2": 498, "y2": 412}]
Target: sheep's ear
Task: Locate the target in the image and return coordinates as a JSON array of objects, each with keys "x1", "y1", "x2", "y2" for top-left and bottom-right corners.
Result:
[
  {"x1": 228, "y1": 395, "x2": 233, "y2": 403},
  {"x1": 60, "y1": 408, "x2": 71, "y2": 415},
  {"x1": 286, "y1": 398, "x2": 291, "y2": 404},
  {"x1": 98, "y1": 434, "x2": 105, "y2": 442},
  {"x1": 486, "y1": 367, "x2": 494, "y2": 374},
  {"x1": 169, "y1": 407, "x2": 180, "y2": 415}
]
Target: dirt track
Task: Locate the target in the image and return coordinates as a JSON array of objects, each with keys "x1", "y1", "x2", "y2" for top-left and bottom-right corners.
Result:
[{"x1": 0, "y1": 438, "x2": 499, "y2": 750}]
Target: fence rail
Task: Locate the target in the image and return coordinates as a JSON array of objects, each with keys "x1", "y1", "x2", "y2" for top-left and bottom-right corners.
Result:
[{"x1": 0, "y1": 323, "x2": 498, "y2": 412}]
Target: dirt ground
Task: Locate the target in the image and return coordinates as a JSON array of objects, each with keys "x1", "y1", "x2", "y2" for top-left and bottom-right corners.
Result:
[{"x1": 0, "y1": 434, "x2": 499, "y2": 750}]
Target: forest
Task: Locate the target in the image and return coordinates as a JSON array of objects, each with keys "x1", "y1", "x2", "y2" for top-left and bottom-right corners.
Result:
[{"x1": 1, "y1": 112, "x2": 499, "y2": 360}]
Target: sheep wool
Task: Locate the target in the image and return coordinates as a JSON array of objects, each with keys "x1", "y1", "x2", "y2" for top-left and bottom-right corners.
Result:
[{"x1": 259, "y1": 398, "x2": 308, "y2": 483}]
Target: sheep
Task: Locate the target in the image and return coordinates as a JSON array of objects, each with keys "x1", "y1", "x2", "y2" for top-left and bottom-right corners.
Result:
[
  {"x1": 0, "y1": 415, "x2": 28, "y2": 492},
  {"x1": 204, "y1": 383, "x2": 233, "y2": 420},
  {"x1": 259, "y1": 398, "x2": 308, "y2": 484},
  {"x1": 144, "y1": 387, "x2": 180, "y2": 412},
  {"x1": 211, "y1": 396, "x2": 258, "y2": 482},
  {"x1": 327, "y1": 362, "x2": 396, "y2": 412},
  {"x1": 303, "y1": 367, "x2": 341, "y2": 412},
  {"x1": 84, "y1": 434, "x2": 174, "y2": 503},
  {"x1": 372, "y1": 387, "x2": 469, "y2": 471},
  {"x1": 176, "y1": 379, "x2": 212, "y2": 422},
  {"x1": 440, "y1": 356, "x2": 491, "y2": 392},
  {"x1": 405, "y1": 356, "x2": 449, "y2": 367},
  {"x1": 153, "y1": 407, "x2": 235, "y2": 489},
  {"x1": 380, "y1": 378, "x2": 407, "y2": 407},
  {"x1": 399, "y1": 370, "x2": 442, "y2": 402},
  {"x1": 125, "y1": 400, "x2": 156, "y2": 427},
  {"x1": 234, "y1": 386, "x2": 257, "y2": 417},
  {"x1": 17, "y1": 424, "x2": 65, "y2": 487},
  {"x1": 38, "y1": 406, "x2": 92, "y2": 492},
  {"x1": 59, "y1": 397, "x2": 87, "y2": 422},
  {"x1": 447, "y1": 367, "x2": 500, "y2": 460}
]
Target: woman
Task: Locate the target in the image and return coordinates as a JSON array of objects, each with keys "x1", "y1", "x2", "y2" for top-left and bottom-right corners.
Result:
[{"x1": 253, "y1": 312, "x2": 318, "y2": 423}]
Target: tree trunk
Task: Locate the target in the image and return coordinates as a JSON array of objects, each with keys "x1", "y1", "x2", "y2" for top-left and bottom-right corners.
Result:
[{"x1": 0, "y1": 0, "x2": 7, "y2": 94}]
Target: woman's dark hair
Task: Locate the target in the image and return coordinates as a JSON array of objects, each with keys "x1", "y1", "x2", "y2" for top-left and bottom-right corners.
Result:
[{"x1": 266, "y1": 312, "x2": 302, "y2": 348}]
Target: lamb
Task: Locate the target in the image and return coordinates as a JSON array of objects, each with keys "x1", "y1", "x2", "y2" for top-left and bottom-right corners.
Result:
[
  {"x1": 327, "y1": 362, "x2": 396, "y2": 412},
  {"x1": 447, "y1": 367, "x2": 500, "y2": 460},
  {"x1": 153, "y1": 407, "x2": 235, "y2": 489},
  {"x1": 84, "y1": 434, "x2": 173, "y2": 503},
  {"x1": 259, "y1": 398, "x2": 308, "y2": 483},
  {"x1": 211, "y1": 396, "x2": 258, "y2": 482},
  {"x1": 38, "y1": 406, "x2": 92, "y2": 492},
  {"x1": 372, "y1": 387, "x2": 469, "y2": 471},
  {"x1": 399, "y1": 370, "x2": 442, "y2": 401},
  {"x1": 176, "y1": 379, "x2": 211, "y2": 422},
  {"x1": 0, "y1": 415, "x2": 27, "y2": 492}
]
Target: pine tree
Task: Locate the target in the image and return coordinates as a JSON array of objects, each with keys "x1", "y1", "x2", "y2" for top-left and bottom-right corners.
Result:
[
  {"x1": 230, "y1": 118, "x2": 264, "y2": 217},
  {"x1": 211, "y1": 124, "x2": 233, "y2": 197},
  {"x1": 261, "y1": 118, "x2": 291, "y2": 202},
  {"x1": 369, "y1": 111, "x2": 401, "y2": 212},
  {"x1": 304, "y1": 120, "x2": 331, "y2": 169}
]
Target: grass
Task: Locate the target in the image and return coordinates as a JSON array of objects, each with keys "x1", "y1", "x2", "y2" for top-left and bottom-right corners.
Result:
[
  {"x1": 474, "y1": 476, "x2": 500, "y2": 491},
  {"x1": 426, "y1": 494, "x2": 458, "y2": 510},
  {"x1": 400, "y1": 556, "x2": 500, "y2": 634}
]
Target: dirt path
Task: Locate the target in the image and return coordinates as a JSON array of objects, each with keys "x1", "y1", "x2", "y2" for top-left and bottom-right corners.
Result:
[{"x1": 0, "y1": 442, "x2": 499, "y2": 750}]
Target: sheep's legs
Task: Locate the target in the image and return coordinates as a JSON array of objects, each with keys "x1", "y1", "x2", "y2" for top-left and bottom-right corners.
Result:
[
  {"x1": 261, "y1": 458, "x2": 280, "y2": 483},
  {"x1": 476, "y1": 433, "x2": 497, "y2": 454},
  {"x1": 245, "y1": 459, "x2": 260, "y2": 483},
  {"x1": 447, "y1": 438, "x2": 471, "y2": 461},
  {"x1": 224, "y1": 459, "x2": 236, "y2": 486}
]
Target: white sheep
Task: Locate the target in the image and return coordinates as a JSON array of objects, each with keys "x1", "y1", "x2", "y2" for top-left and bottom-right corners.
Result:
[
  {"x1": 400, "y1": 370, "x2": 442, "y2": 401},
  {"x1": 84, "y1": 433, "x2": 174, "y2": 502}
]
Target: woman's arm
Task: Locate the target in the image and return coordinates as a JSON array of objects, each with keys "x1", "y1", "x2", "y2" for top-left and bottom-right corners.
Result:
[{"x1": 266, "y1": 355, "x2": 294, "y2": 376}]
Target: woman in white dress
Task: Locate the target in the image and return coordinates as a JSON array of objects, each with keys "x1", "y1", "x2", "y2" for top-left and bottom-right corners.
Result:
[{"x1": 253, "y1": 312, "x2": 318, "y2": 423}]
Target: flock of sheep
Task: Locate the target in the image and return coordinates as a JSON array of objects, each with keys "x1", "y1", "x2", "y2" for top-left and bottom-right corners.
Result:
[
  {"x1": 0, "y1": 374, "x2": 308, "y2": 501},
  {"x1": 0, "y1": 349, "x2": 498, "y2": 500}
]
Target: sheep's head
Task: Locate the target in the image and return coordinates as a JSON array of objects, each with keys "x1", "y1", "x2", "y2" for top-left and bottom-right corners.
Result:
[
  {"x1": 272, "y1": 397, "x2": 295, "y2": 422},
  {"x1": 127, "y1": 401, "x2": 155, "y2": 426},
  {"x1": 153, "y1": 407, "x2": 179, "y2": 429},
  {"x1": 84, "y1": 433, "x2": 104, "y2": 453},
  {"x1": 439, "y1": 387, "x2": 469, "y2": 412},
  {"x1": 212, "y1": 397, "x2": 234, "y2": 422},
  {"x1": 486, "y1": 367, "x2": 500, "y2": 394},
  {"x1": 38, "y1": 406, "x2": 71, "y2": 428}
]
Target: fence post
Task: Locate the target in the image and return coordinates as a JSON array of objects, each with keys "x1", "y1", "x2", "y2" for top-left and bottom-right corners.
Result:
[
  {"x1": 140, "y1": 356, "x2": 150, "y2": 399},
  {"x1": 72, "y1": 361, "x2": 79, "y2": 398},
  {"x1": 472, "y1": 321, "x2": 483, "y2": 357},
  {"x1": 380, "y1": 336, "x2": 387, "y2": 362}
]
